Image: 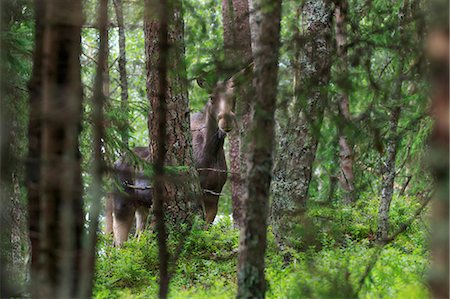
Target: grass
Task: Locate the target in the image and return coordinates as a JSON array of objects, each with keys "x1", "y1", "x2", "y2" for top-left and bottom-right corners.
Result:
[{"x1": 94, "y1": 195, "x2": 430, "y2": 299}]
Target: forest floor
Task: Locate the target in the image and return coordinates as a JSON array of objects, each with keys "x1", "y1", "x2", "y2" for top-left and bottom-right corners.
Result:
[{"x1": 94, "y1": 196, "x2": 430, "y2": 299}]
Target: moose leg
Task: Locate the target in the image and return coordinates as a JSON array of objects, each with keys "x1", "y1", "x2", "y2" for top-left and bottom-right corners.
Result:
[
  {"x1": 135, "y1": 206, "x2": 149, "y2": 239},
  {"x1": 112, "y1": 197, "x2": 135, "y2": 247},
  {"x1": 204, "y1": 195, "x2": 219, "y2": 224},
  {"x1": 105, "y1": 194, "x2": 114, "y2": 235}
]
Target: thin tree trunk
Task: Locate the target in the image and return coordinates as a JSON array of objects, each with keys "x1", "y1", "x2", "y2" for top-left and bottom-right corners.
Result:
[
  {"x1": 28, "y1": 0, "x2": 84, "y2": 297},
  {"x1": 150, "y1": 1, "x2": 170, "y2": 296},
  {"x1": 376, "y1": 2, "x2": 407, "y2": 241},
  {"x1": 377, "y1": 105, "x2": 401, "y2": 240},
  {"x1": 0, "y1": 175, "x2": 15, "y2": 297},
  {"x1": 144, "y1": 0, "x2": 203, "y2": 297},
  {"x1": 80, "y1": 0, "x2": 108, "y2": 297},
  {"x1": 222, "y1": 0, "x2": 253, "y2": 227},
  {"x1": 26, "y1": 2, "x2": 45, "y2": 295},
  {"x1": 270, "y1": 0, "x2": 333, "y2": 250},
  {"x1": 247, "y1": 0, "x2": 258, "y2": 55},
  {"x1": 113, "y1": 0, "x2": 129, "y2": 147},
  {"x1": 237, "y1": 0, "x2": 282, "y2": 298},
  {"x1": 144, "y1": 0, "x2": 202, "y2": 225},
  {"x1": 0, "y1": 60, "x2": 13, "y2": 296},
  {"x1": 334, "y1": 0, "x2": 355, "y2": 204}
]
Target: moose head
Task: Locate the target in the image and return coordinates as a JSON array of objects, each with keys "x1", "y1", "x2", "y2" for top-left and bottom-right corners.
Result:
[
  {"x1": 210, "y1": 79, "x2": 236, "y2": 134},
  {"x1": 196, "y1": 77, "x2": 236, "y2": 136}
]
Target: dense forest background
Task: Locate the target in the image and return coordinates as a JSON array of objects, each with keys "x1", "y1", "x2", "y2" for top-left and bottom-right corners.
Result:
[{"x1": 0, "y1": 0, "x2": 448, "y2": 298}]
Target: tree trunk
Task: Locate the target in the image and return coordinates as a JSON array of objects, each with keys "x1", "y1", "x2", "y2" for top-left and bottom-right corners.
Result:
[
  {"x1": 26, "y1": 2, "x2": 45, "y2": 294},
  {"x1": 113, "y1": 0, "x2": 130, "y2": 147},
  {"x1": 334, "y1": 0, "x2": 355, "y2": 204},
  {"x1": 376, "y1": 3, "x2": 407, "y2": 241},
  {"x1": 222, "y1": 0, "x2": 253, "y2": 227},
  {"x1": 237, "y1": 0, "x2": 282, "y2": 298},
  {"x1": 426, "y1": 1, "x2": 449, "y2": 296},
  {"x1": 27, "y1": 0, "x2": 84, "y2": 297},
  {"x1": 270, "y1": 0, "x2": 333, "y2": 250},
  {"x1": 247, "y1": 0, "x2": 258, "y2": 55},
  {"x1": 1, "y1": 2, "x2": 31, "y2": 296},
  {"x1": 144, "y1": 0, "x2": 203, "y2": 226},
  {"x1": 377, "y1": 105, "x2": 401, "y2": 241},
  {"x1": 80, "y1": 0, "x2": 108, "y2": 297},
  {"x1": 144, "y1": 1, "x2": 203, "y2": 297},
  {"x1": 146, "y1": 1, "x2": 170, "y2": 297}
]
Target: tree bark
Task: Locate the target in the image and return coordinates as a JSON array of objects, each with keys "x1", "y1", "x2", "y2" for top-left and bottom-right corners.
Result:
[
  {"x1": 144, "y1": 0, "x2": 202, "y2": 226},
  {"x1": 376, "y1": 106, "x2": 401, "y2": 240},
  {"x1": 144, "y1": 1, "x2": 203, "y2": 296},
  {"x1": 376, "y1": 3, "x2": 407, "y2": 241},
  {"x1": 27, "y1": 0, "x2": 84, "y2": 297},
  {"x1": 80, "y1": 0, "x2": 108, "y2": 297},
  {"x1": 1, "y1": 1, "x2": 31, "y2": 296},
  {"x1": 237, "y1": 0, "x2": 282, "y2": 298},
  {"x1": 426, "y1": 1, "x2": 449, "y2": 296},
  {"x1": 26, "y1": 2, "x2": 45, "y2": 294},
  {"x1": 270, "y1": 0, "x2": 333, "y2": 250},
  {"x1": 222, "y1": 0, "x2": 253, "y2": 227},
  {"x1": 334, "y1": 0, "x2": 355, "y2": 204},
  {"x1": 147, "y1": 1, "x2": 170, "y2": 297},
  {"x1": 113, "y1": 0, "x2": 130, "y2": 147}
]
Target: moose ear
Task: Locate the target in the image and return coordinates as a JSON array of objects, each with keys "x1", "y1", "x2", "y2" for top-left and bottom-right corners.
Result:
[
  {"x1": 241, "y1": 61, "x2": 254, "y2": 77},
  {"x1": 228, "y1": 61, "x2": 254, "y2": 88}
]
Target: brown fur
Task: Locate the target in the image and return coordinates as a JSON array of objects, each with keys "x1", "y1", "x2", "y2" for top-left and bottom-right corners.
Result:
[{"x1": 107, "y1": 80, "x2": 236, "y2": 246}]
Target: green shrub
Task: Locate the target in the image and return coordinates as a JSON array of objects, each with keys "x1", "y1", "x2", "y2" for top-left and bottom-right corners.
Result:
[{"x1": 94, "y1": 195, "x2": 430, "y2": 299}]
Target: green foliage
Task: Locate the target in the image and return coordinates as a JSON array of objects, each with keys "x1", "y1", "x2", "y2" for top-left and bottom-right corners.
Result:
[
  {"x1": 79, "y1": 0, "x2": 432, "y2": 298},
  {"x1": 274, "y1": 191, "x2": 429, "y2": 254},
  {"x1": 95, "y1": 203, "x2": 430, "y2": 299},
  {"x1": 184, "y1": 0, "x2": 224, "y2": 112},
  {"x1": 266, "y1": 242, "x2": 429, "y2": 299},
  {"x1": 1, "y1": 6, "x2": 33, "y2": 164},
  {"x1": 94, "y1": 217, "x2": 239, "y2": 298},
  {"x1": 1, "y1": 0, "x2": 33, "y2": 290}
]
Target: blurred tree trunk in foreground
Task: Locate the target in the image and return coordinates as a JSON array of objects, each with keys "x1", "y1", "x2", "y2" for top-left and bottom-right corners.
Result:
[
  {"x1": 334, "y1": 0, "x2": 355, "y2": 204},
  {"x1": 26, "y1": 1, "x2": 44, "y2": 293},
  {"x1": 144, "y1": 2, "x2": 169, "y2": 297},
  {"x1": 222, "y1": 0, "x2": 253, "y2": 228},
  {"x1": 26, "y1": 0, "x2": 84, "y2": 297},
  {"x1": 80, "y1": 0, "x2": 108, "y2": 297},
  {"x1": 271, "y1": 0, "x2": 332, "y2": 250},
  {"x1": 237, "y1": 0, "x2": 281, "y2": 298},
  {"x1": 144, "y1": 0, "x2": 203, "y2": 297},
  {"x1": 426, "y1": 1, "x2": 449, "y2": 296}
]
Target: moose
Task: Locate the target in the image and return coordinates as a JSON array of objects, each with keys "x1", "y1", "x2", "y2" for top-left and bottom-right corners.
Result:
[{"x1": 105, "y1": 78, "x2": 236, "y2": 246}]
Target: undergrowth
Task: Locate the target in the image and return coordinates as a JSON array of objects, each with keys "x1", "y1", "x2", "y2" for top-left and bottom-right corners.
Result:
[{"x1": 94, "y1": 195, "x2": 430, "y2": 299}]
